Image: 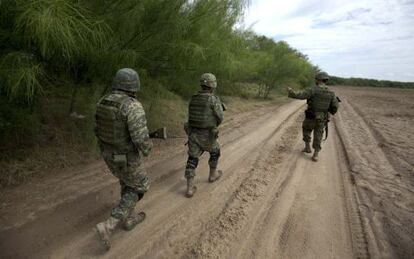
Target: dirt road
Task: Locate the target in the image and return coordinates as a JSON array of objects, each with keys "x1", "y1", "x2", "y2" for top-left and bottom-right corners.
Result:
[{"x1": 1, "y1": 87, "x2": 412, "y2": 258}]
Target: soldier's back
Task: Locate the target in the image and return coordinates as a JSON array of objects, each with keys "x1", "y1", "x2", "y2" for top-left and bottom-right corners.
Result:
[
  {"x1": 95, "y1": 92, "x2": 135, "y2": 151},
  {"x1": 188, "y1": 92, "x2": 216, "y2": 129}
]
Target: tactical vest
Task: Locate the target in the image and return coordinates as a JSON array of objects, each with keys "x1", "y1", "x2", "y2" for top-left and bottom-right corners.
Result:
[
  {"x1": 95, "y1": 94, "x2": 133, "y2": 149},
  {"x1": 308, "y1": 86, "x2": 334, "y2": 112},
  {"x1": 188, "y1": 93, "x2": 217, "y2": 129}
]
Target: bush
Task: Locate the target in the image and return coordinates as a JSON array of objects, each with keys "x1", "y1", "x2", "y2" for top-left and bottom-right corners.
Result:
[{"x1": 0, "y1": 96, "x2": 41, "y2": 159}]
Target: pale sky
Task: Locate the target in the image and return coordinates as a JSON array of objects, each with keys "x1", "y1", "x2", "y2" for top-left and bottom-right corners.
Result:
[{"x1": 243, "y1": 0, "x2": 414, "y2": 82}]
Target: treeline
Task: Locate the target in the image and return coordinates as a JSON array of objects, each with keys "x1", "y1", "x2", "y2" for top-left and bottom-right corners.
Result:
[
  {"x1": 328, "y1": 76, "x2": 414, "y2": 89},
  {"x1": 0, "y1": 0, "x2": 315, "y2": 157},
  {"x1": 0, "y1": 0, "x2": 315, "y2": 102}
]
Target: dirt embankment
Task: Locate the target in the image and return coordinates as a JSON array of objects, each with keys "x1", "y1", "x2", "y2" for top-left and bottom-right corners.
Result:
[{"x1": 334, "y1": 86, "x2": 414, "y2": 258}]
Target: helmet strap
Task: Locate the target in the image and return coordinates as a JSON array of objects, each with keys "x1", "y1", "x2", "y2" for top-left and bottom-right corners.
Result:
[
  {"x1": 117, "y1": 89, "x2": 137, "y2": 97},
  {"x1": 201, "y1": 85, "x2": 212, "y2": 91}
]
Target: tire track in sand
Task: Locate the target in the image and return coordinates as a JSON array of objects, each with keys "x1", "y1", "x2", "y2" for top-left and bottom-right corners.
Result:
[
  {"x1": 334, "y1": 98, "x2": 414, "y2": 259},
  {"x1": 233, "y1": 120, "x2": 354, "y2": 259},
  {"x1": 0, "y1": 103, "x2": 297, "y2": 258},
  {"x1": 45, "y1": 101, "x2": 305, "y2": 258},
  {"x1": 180, "y1": 114, "x2": 356, "y2": 259}
]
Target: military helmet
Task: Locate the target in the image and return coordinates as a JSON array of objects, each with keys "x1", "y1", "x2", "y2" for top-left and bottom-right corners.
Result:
[
  {"x1": 200, "y1": 73, "x2": 217, "y2": 88},
  {"x1": 112, "y1": 68, "x2": 141, "y2": 92},
  {"x1": 315, "y1": 72, "x2": 329, "y2": 80}
]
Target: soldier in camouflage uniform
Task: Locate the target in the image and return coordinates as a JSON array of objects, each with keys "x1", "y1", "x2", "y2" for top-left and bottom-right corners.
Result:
[
  {"x1": 184, "y1": 73, "x2": 224, "y2": 198},
  {"x1": 287, "y1": 72, "x2": 339, "y2": 162},
  {"x1": 94, "y1": 68, "x2": 152, "y2": 251}
]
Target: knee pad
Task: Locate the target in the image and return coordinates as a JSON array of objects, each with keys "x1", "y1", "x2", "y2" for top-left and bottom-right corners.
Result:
[
  {"x1": 210, "y1": 149, "x2": 221, "y2": 161},
  {"x1": 186, "y1": 156, "x2": 199, "y2": 170},
  {"x1": 122, "y1": 185, "x2": 144, "y2": 200}
]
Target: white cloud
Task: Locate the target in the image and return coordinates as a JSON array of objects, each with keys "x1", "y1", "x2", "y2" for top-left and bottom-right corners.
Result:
[{"x1": 243, "y1": 0, "x2": 414, "y2": 81}]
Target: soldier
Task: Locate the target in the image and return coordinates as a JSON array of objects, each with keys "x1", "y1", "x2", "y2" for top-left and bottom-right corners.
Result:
[
  {"x1": 94, "y1": 68, "x2": 152, "y2": 251},
  {"x1": 287, "y1": 72, "x2": 339, "y2": 162},
  {"x1": 184, "y1": 73, "x2": 224, "y2": 198}
]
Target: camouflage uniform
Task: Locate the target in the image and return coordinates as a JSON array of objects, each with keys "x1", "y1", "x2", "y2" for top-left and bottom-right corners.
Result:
[
  {"x1": 95, "y1": 68, "x2": 151, "y2": 250},
  {"x1": 185, "y1": 90, "x2": 224, "y2": 179},
  {"x1": 95, "y1": 68, "x2": 152, "y2": 219},
  {"x1": 288, "y1": 73, "x2": 339, "y2": 155},
  {"x1": 184, "y1": 73, "x2": 224, "y2": 198}
]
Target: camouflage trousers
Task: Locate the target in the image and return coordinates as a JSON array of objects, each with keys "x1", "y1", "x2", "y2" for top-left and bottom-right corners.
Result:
[
  {"x1": 185, "y1": 128, "x2": 221, "y2": 179},
  {"x1": 302, "y1": 118, "x2": 327, "y2": 152},
  {"x1": 100, "y1": 145, "x2": 150, "y2": 220}
]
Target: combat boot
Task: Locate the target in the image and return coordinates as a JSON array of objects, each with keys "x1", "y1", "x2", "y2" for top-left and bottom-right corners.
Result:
[
  {"x1": 123, "y1": 211, "x2": 146, "y2": 231},
  {"x1": 312, "y1": 150, "x2": 319, "y2": 162},
  {"x1": 95, "y1": 216, "x2": 121, "y2": 251},
  {"x1": 302, "y1": 142, "x2": 312, "y2": 153},
  {"x1": 209, "y1": 168, "x2": 223, "y2": 183},
  {"x1": 185, "y1": 177, "x2": 197, "y2": 198}
]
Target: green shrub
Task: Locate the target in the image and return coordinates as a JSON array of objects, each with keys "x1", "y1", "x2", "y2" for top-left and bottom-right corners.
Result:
[{"x1": 0, "y1": 97, "x2": 41, "y2": 159}]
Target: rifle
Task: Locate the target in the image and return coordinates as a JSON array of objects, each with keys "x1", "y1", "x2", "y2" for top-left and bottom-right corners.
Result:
[
  {"x1": 324, "y1": 96, "x2": 341, "y2": 141},
  {"x1": 149, "y1": 127, "x2": 167, "y2": 139},
  {"x1": 324, "y1": 120, "x2": 329, "y2": 141}
]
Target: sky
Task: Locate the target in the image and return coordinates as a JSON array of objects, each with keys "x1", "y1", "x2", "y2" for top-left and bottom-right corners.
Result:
[{"x1": 243, "y1": 0, "x2": 414, "y2": 82}]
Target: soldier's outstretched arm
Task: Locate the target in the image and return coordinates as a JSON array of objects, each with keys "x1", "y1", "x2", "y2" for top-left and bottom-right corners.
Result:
[
  {"x1": 127, "y1": 101, "x2": 153, "y2": 156},
  {"x1": 212, "y1": 96, "x2": 224, "y2": 125},
  {"x1": 288, "y1": 87, "x2": 313, "y2": 100}
]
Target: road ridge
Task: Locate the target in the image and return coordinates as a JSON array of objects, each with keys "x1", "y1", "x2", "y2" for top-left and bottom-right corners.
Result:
[{"x1": 334, "y1": 117, "x2": 371, "y2": 259}]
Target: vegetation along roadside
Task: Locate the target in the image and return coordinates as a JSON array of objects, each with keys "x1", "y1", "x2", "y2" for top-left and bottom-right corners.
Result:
[{"x1": 0, "y1": 0, "x2": 312, "y2": 187}]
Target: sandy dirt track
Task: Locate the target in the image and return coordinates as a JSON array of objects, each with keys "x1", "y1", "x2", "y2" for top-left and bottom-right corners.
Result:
[{"x1": 1, "y1": 87, "x2": 412, "y2": 258}]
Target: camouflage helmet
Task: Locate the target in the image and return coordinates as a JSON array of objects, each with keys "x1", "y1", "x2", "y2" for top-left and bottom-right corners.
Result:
[
  {"x1": 200, "y1": 73, "x2": 217, "y2": 88},
  {"x1": 315, "y1": 72, "x2": 329, "y2": 81},
  {"x1": 112, "y1": 68, "x2": 141, "y2": 92}
]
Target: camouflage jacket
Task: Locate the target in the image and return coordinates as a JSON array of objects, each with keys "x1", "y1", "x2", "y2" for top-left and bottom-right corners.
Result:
[
  {"x1": 288, "y1": 84, "x2": 339, "y2": 118},
  {"x1": 95, "y1": 90, "x2": 153, "y2": 156}
]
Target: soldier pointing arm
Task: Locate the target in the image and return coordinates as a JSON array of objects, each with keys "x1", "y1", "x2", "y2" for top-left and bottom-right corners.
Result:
[{"x1": 287, "y1": 72, "x2": 339, "y2": 162}]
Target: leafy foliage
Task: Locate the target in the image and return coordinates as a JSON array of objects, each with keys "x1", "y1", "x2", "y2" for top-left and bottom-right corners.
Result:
[
  {"x1": 0, "y1": 0, "x2": 316, "y2": 161},
  {"x1": 1, "y1": 0, "x2": 314, "y2": 103},
  {"x1": 15, "y1": 0, "x2": 108, "y2": 64},
  {"x1": 0, "y1": 51, "x2": 45, "y2": 102}
]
